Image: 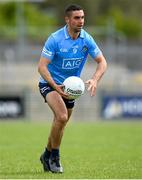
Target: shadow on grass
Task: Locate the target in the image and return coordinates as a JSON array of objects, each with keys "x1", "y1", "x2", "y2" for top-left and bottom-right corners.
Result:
[
  {"x1": 0, "y1": 170, "x2": 65, "y2": 179},
  {"x1": 0, "y1": 170, "x2": 49, "y2": 177}
]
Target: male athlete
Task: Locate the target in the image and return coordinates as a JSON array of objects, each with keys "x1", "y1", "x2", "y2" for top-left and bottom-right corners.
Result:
[{"x1": 38, "y1": 4, "x2": 107, "y2": 173}]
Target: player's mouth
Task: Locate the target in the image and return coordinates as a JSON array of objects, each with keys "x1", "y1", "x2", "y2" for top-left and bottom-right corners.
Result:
[
  {"x1": 74, "y1": 26, "x2": 83, "y2": 33},
  {"x1": 77, "y1": 26, "x2": 83, "y2": 30}
]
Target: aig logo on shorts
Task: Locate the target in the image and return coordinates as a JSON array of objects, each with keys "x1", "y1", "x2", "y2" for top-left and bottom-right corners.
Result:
[{"x1": 62, "y1": 57, "x2": 83, "y2": 69}]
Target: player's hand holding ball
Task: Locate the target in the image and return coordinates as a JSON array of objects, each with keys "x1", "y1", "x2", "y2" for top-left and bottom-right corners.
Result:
[{"x1": 54, "y1": 84, "x2": 70, "y2": 99}]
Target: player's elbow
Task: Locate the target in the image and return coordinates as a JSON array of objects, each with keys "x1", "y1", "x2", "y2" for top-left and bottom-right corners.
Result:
[
  {"x1": 38, "y1": 57, "x2": 50, "y2": 74},
  {"x1": 38, "y1": 62, "x2": 43, "y2": 74},
  {"x1": 103, "y1": 59, "x2": 107, "y2": 72},
  {"x1": 100, "y1": 55, "x2": 107, "y2": 72},
  {"x1": 38, "y1": 63, "x2": 41, "y2": 73},
  {"x1": 99, "y1": 56, "x2": 107, "y2": 73}
]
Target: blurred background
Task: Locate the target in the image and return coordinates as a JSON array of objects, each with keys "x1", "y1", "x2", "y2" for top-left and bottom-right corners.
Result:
[{"x1": 0, "y1": 0, "x2": 142, "y2": 121}]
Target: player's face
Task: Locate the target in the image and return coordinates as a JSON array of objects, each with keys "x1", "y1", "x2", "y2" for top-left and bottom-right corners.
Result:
[{"x1": 66, "y1": 10, "x2": 84, "y2": 33}]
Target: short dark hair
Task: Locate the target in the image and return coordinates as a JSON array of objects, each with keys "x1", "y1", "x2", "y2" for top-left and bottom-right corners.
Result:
[{"x1": 65, "y1": 4, "x2": 83, "y2": 17}]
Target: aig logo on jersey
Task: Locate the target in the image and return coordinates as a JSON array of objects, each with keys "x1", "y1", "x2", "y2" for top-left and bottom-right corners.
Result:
[{"x1": 62, "y1": 57, "x2": 83, "y2": 69}]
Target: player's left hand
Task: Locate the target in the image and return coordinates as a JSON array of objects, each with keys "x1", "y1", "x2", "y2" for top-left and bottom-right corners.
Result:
[{"x1": 85, "y1": 79, "x2": 97, "y2": 96}]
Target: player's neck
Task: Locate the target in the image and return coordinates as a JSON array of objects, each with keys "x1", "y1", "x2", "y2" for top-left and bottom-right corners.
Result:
[{"x1": 67, "y1": 27, "x2": 80, "y2": 40}]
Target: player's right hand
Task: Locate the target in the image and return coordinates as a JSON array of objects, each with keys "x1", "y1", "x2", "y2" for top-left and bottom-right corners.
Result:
[{"x1": 54, "y1": 84, "x2": 69, "y2": 99}]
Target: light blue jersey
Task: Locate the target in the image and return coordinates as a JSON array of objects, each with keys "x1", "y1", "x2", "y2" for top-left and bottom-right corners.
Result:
[{"x1": 39, "y1": 25, "x2": 102, "y2": 84}]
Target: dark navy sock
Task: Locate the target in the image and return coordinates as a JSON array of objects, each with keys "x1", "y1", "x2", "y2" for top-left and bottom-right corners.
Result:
[
  {"x1": 44, "y1": 148, "x2": 51, "y2": 159},
  {"x1": 51, "y1": 149, "x2": 59, "y2": 158}
]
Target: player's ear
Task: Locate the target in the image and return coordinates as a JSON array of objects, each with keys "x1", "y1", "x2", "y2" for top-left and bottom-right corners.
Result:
[{"x1": 65, "y1": 16, "x2": 69, "y2": 24}]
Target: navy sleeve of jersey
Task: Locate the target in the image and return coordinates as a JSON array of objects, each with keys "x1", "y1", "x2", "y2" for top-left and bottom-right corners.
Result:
[
  {"x1": 87, "y1": 35, "x2": 102, "y2": 59},
  {"x1": 41, "y1": 35, "x2": 55, "y2": 61}
]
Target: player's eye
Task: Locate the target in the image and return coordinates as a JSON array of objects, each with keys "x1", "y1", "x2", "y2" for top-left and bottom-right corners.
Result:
[{"x1": 74, "y1": 16, "x2": 84, "y2": 20}]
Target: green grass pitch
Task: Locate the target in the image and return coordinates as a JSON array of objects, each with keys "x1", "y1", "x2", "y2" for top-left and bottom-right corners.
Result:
[{"x1": 0, "y1": 120, "x2": 142, "y2": 179}]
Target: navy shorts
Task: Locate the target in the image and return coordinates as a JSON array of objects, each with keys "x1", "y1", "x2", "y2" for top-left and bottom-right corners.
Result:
[{"x1": 38, "y1": 83, "x2": 75, "y2": 109}]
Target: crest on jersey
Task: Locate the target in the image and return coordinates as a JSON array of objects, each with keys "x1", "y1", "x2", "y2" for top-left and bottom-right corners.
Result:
[{"x1": 81, "y1": 46, "x2": 88, "y2": 53}]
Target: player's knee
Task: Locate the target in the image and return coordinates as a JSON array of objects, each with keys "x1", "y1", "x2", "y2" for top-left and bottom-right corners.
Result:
[{"x1": 57, "y1": 113, "x2": 68, "y2": 124}]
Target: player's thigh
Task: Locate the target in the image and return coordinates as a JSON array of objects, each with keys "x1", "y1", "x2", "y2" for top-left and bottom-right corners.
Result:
[{"x1": 46, "y1": 91, "x2": 68, "y2": 119}]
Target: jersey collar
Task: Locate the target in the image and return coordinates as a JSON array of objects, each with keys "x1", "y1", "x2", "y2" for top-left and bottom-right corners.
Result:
[{"x1": 64, "y1": 25, "x2": 84, "y2": 39}]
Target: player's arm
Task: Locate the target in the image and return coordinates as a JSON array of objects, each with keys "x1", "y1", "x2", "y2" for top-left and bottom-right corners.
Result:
[
  {"x1": 86, "y1": 54, "x2": 107, "y2": 96},
  {"x1": 38, "y1": 57, "x2": 68, "y2": 98}
]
